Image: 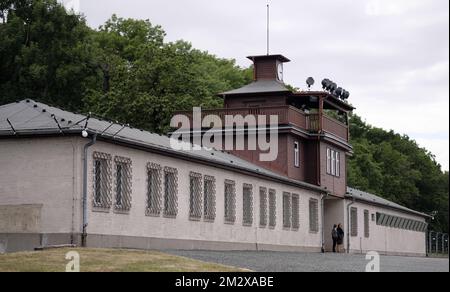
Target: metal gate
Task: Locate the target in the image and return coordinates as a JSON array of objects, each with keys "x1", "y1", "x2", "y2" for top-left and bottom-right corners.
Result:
[{"x1": 427, "y1": 231, "x2": 449, "y2": 256}]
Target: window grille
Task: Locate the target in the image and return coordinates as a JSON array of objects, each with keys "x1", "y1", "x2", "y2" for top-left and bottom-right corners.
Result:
[
  {"x1": 259, "y1": 187, "x2": 268, "y2": 227},
  {"x1": 189, "y1": 172, "x2": 202, "y2": 220},
  {"x1": 243, "y1": 184, "x2": 253, "y2": 226},
  {"x1": 292, "y1": 194, "x2": 300, "y2": 230},
  {"x1": 364, "y1": 210, "x2": 370, "y2": 238},
  {"x1": 269, "y1": 189, "x2": 277, "y2": 228},
  {"x1": 93, "y1": 152, "x2": 112, "y2": 210},
  {"x1": 163, "y1": 167, "x2": 178, "y2": 218},
  {"x1": 351, "y1": 207, "x2": 358, "y2": 237},
  {"x1": 309, "y1": 199, "x2": 319, "y2": 233},
  {"x1": 283, "y1": 192, "x2": 292, "y2": 229},
  {"x1": 204, "y1": 175, "x2": 216, "y2": 221},
  {"x1": 146, "y1": 163, "x2": 162, "y2": 216},
  {"x1": 224, "y1": 180, "x2": 236, "y2": 223},
  {"x1": 114, "y1": 156, "x2": 132, "y2": 212}
]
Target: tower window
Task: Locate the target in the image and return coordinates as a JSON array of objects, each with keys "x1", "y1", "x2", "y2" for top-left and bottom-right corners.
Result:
[
  {"x1": 294, "y1": 142, "x2": 300, "y2": 168},
  {"x1": 327, "y1": 147, "x2": 341, "y2": 177}
]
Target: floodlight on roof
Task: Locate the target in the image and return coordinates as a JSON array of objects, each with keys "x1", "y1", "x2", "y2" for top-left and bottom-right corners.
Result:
[{"x1": 306, "y1": 77, "x2": 315, "y2": 89}]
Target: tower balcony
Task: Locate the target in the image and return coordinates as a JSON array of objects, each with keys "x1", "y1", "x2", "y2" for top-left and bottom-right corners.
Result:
[{"x1": 175, "y1": 105, "x2": 349, "y2": 142}]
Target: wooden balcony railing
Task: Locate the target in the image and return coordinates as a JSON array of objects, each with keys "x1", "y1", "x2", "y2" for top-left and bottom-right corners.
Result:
[{"x1": 175, "y1": 106, "x2": 349, "y2": 141}]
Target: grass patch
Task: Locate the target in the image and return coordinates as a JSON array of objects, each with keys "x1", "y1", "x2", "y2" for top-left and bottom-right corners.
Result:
[{"x1": 0, "y1": 248, "x2": 247, "y2": 272}]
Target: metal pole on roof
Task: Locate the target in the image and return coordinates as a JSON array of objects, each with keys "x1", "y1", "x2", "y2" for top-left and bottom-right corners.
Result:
[
  {"x1": 6, "y1": 118, "x2": 17, "y2": 135},
  {"x1": 266, "y1": 3, "x2": 270, "y2": 55}
]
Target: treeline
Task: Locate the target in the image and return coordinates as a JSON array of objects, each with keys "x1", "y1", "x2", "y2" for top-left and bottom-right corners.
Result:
[
  {"x1": 1, "y1": 0, "x2": 448, "y2": 232},
  {"x1": 0, "y1": 0, "x2": 253, "y2": 132}
]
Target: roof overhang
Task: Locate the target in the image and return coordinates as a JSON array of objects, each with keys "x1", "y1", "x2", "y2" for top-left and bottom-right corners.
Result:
[{"x1": 247, "y1": 54, "x2": 291, "y2": 63}]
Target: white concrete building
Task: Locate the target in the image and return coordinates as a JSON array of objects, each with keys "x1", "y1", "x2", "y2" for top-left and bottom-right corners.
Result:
[{"x1": 0, "y1": 99, "x2": 429, "y2": 256}]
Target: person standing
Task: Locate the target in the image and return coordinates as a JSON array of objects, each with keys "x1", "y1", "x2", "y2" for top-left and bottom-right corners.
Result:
[
  {"x1": 337, "y1": 224, "x2": 345, "y2": 253},
  {"x1": 332, "y1": 225, "x2": 338, "y2": 253}
]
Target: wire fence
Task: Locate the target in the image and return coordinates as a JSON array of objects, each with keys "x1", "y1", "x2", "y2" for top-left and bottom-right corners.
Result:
[{"x1": 427, "y1": 231, "x2": 449, "y2": 257}]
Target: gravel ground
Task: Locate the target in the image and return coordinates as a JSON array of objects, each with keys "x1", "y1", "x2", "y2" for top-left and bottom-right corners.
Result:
[{"x1": 167, "y1": 250, "x2": 449, "y2": 272}]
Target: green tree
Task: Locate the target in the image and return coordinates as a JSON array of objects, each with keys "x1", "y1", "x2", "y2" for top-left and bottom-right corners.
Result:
[{"x1": 0, "y1": 0, "x2": 98, "y2": 110}]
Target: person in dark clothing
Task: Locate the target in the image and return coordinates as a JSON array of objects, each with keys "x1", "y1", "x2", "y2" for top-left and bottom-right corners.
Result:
[
  {"x1": 337, "y1": 224, "x2": 345, "y2": 253},
  {"x1": 332, "y1": 225, "x2": 338, "y2": 253}
]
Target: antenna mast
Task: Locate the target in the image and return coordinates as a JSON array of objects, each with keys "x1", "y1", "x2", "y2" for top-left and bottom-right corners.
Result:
[{"x1": 267, "y1": 3, "x2": 270, "y2": 55}]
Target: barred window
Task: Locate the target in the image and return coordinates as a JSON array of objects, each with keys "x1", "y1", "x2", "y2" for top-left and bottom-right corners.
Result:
[
  {"x1": 309, "y1": 199, "x2": 319, "y2": 233},
  {"x1": 224, "y1": 180, "x2": 236, "y2": 223},
  {"x1": 243, "y1": 184, "x2": 253, "y2": 226},
  {"x1": 259, "y1": 187, "x2": 268, "y2": 227},
  {"x1": 283, "y1": 192, "x2": 292, "y2": 229},
  {"x1": 351, "y1": 207, "x2": 358, "y2": 237},
  {"x1": 204, "y1": 175, "x2": 216, "y2": 221},
  {"x1": 269, "y1": 189, "x2": 277, "y2": 228},
  {"x1": 364, "y1": 210, "x2": 370, "y2": 238},
  {"x1": 146, "y1": 163, "x2": 162, "y2": 216},
  {"x1": 163, "y1": 167, "x2": 178, "y2": 218},
  {"x1": 93, "y1": 152, "x2": 112, "y2": 210},
  {"x1": 189, "y1": 172, "x2": 202, "y2": 220},
  {"x1": 114, "y1": 156, "x2": 132, "y2": 212},
  {"x1": 292, "y1": 194, "x2": 300, "y2": 230}
]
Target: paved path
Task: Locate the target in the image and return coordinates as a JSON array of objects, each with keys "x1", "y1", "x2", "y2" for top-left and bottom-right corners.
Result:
[{"x1": 167, "y1": 250, "x2": 449, "y2": 272}]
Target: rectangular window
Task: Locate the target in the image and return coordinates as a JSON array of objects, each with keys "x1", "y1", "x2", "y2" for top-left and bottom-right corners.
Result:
[
  {"x1": 331, "y1": 150, "x2": 336, "y2": 176},
  {"x1": 351, "y1": 207, "x2": 358, "y2": 237},
  {"x1": 114, "y1": 156, "x2": 132, "y2": 212},
  {"x1": 309, "y1": 199, "x2": 319, "y2": 233},
  {"x1": 204, "y1": 175, "x2": 216, "y2": 221},
  {"x1": 269, "y1": 189, "x2": 276, "y2": 228},
  {"x1": 93, "y1": 152, "x2": 112, "y2": 210},
  {"x1": 243, "y1": 184, "x2": 253, "y2": 226},
  {"x1": 292, "y1": 194, "x2": 300, "y2": 230},
  {"x1": 224, "y1": 180, "x2": 236, "y2": 224},
  {"x1": 283, "y1": 192, "x2": 292, "y2": 229},
  {"x1": 364, "y1": 210, "x2": 370, "y2": 238},
  {"x1": 294, "y1": 142, "x2": 300, "y2": 168},
  {"x1": 163, "y1": 167, "x2": 178, "y2": 218},
  {"x1": 189, "y1": 172, "x2": 202, "y2": 220},
  {"x1": 327, "y1": 148, "x2": 341, "y2": 177},
  {"x1": 326, "y1": 148, "x2": 331, "y2": 174},
  {"x1": 335, "y1": 152, "x2": 340, "y2": 177},
  {"x1": 259, "y1": 187, "x2": 268, "y2": 227},
  {"x1": 146, "y1": 163, "x2": 162, "y2": 216}
]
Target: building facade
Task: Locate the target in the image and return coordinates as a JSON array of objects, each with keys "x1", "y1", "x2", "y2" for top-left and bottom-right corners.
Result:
[{"x1": 0, "y1": 54, "x2": 430, "y2": 256}]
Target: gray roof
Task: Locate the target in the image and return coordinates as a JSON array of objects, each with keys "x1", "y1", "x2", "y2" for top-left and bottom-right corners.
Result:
[
  {"x1": 346, "y1": 188, "x2": 430, "y2": 218},
  {"x1": 0, "y1": 100, "x2": 324, "y2": 193},
  {"x1": 219, "y1": 80, "x2": 291, "y2": 96}
]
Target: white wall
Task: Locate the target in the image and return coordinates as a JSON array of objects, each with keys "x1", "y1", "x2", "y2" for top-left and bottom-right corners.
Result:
[
  {"x1": 85, "y1": 140, "x2": 323, "y2": 250},
  {"x1": 346, "y1": 201, "x2": 427, "y2": 256},
  {"x1": 0, "y1": 137, "x2": 82, "y2": 234}
]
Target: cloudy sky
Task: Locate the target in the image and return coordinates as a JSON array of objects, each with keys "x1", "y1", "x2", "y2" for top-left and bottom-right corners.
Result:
[{"x1": 68, "y1": 0, "x2": 449, "y2": 170}]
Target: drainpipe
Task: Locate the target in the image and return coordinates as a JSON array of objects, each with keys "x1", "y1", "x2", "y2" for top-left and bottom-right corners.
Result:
[
  {"x1": 346, "y1": 194, "x2": 355, "y2": 254},
  {"x1": 82, "y1": 133, "x2": 97, "y2": 247},
  {"x1": 321, "y1": 192, "x2": 329, "y2": 253}
]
